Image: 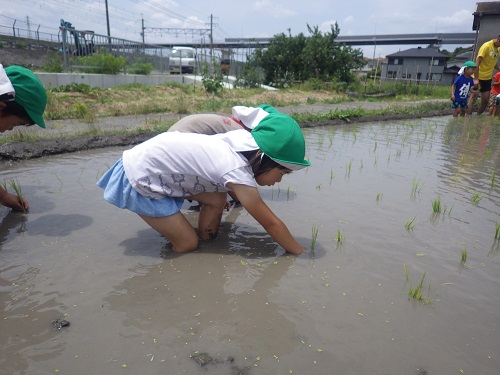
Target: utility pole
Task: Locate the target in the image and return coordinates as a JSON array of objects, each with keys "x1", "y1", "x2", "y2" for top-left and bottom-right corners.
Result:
[
  {"x1": 26, "y1": 16, "x2": 31, "y2": 39},
  {"x1": 141, "y1": 18, "x2": 145, "y2": 44},
  {"x1": 210, "y1": 14, "x2": 214, "y2": 59},
  {"x1": 105, "y1": 0, "x2": 111, "y2": 42}
]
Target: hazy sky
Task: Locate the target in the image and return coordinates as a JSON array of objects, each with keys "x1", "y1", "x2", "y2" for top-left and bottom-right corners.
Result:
[{"x1": 2, "y1": 0, "x2": 478, "y2": 57}]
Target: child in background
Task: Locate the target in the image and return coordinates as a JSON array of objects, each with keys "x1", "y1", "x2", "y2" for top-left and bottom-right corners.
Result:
[
  {"x1": 488, "y1": 70, "x2": 500, "y2": 116},
  {"x1": 0, "y1": 64, "x2": 47, "y2": 211},
  {"x1": 451, "y1": 61, "x2": 477, "y2": 118},
  {"x1": 167, "y1": 104, "x2": 283, "y2": 204},
  {"x1": 98, "y1": 107, "x2": 311, "y2": 254}
]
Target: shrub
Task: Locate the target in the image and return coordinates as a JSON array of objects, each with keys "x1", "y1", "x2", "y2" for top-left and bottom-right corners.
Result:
[
  {"x1": 201, "y1": 64, "x2": 224, "y2": 94},
  {"x1": 129, "y1": 61, "x2": 154, "y2": 75},
  {"x1": 72, "y1": 51, "x2": 127, "y2": 74},
  {"x1": 42, "y1": 52, "x2": 64, "y2": 73}
]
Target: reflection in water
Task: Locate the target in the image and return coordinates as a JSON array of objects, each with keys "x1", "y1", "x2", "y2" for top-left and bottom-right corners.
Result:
[
  {"x1": 0, "y1": 212, "x2": 28, "y2": 247},
  {"x1": 0, "y1": 265, "x2": 66, "y2": 373}
]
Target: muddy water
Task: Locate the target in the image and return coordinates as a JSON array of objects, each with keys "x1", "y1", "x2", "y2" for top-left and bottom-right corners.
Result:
[{"x1": 1, "y1": 116, "x2": 499, "y2": 375}]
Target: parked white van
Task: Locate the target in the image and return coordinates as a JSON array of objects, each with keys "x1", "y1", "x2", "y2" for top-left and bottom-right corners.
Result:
[{"x1": 169, "y1": 46, "x2": 196, "y2": 74}]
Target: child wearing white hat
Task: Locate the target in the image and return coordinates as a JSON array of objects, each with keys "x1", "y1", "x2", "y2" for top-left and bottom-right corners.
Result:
[{"x1": 98, "y1": 107, "x2": 310, "y2": 254}]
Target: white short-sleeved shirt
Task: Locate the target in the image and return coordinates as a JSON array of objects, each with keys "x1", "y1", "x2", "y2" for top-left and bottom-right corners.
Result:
[{"x1": 122, "y1": 130, "x2": 258, "y2": 199}]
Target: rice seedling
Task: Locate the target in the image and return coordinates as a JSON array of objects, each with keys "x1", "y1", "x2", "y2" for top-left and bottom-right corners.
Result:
[
  {"x1": 329, "y1": 168, "x2": 334, "y2": 183},
  {"x1": 411, "y1": 177, "x2": 424, "y2": 196},
  {"x1": 491, "y1": 169, "x2": 496, "y2": 187},
  {"x1": 1, "y1": 180, "x2": 7, "y2": 191},
  {"x1": 336, "y1": 229, "x2": 343, "y2": 245},
  {"x1": 345, "y1": 160, "x2": 352, "y2": 177},
  {"x1": 405, "y1": 216, "x2": 417, "y2": 231},
  {"x1": 8, "y1": 178, "x2": 26, "y2": 213},
  {"x1": 495, "y1": 222, "x2": 500, "y2": 240},
  {"x1": 311, "y1": 225, "x2": 319, "y2": 250},
  {"x1": 376, "y1": 192, "x2": 383, "y2": 202},
  {"x1": 431, "y1": 197, "x2": 442, "y2": 213},
  {"x1": 403, "y1": 263, "x2": 409, "y2": 282},
  {"x1": 470, "y1": 192, "x2": 482, "y2": 205},
  {"x1": 461, "y1": 248, "x2": 467, "y2": 263},
  {"x1": 408, "y1": 271, "x2": 432, "y2": 303}
]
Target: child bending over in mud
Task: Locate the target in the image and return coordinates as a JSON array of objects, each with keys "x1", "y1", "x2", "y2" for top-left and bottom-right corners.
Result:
[
  {"x1": 0, "y1": 64, "x2": 47, "y2": 211},
  {"x1": 97, "y1": 107, "x2": 310, "y2": 254}
]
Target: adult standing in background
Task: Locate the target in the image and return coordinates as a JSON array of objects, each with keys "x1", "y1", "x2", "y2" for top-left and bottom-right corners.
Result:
[{"x1": 466, "y1": 35, "x2": 500, "y2": 115}]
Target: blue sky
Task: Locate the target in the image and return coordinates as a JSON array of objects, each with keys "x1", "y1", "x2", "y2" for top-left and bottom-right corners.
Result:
[{"x1": 3, "y1": 0, "x2": 477, "y2": 57}]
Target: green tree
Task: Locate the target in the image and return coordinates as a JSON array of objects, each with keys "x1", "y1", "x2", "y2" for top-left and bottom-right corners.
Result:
[{"x1": 247, "y1": 24, "x2": 364, "y2": 87}]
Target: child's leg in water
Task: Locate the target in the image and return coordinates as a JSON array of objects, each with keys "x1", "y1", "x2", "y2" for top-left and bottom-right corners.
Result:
[
  {"x1": 139, "y1": 212, "x2": 199, "y2": 252},
  {"x1": 190, "y1": 192, "x2": 228, "y2": 240},
  {"x1": 139, "y1": 192, "x2": 227, "y2": 252}
]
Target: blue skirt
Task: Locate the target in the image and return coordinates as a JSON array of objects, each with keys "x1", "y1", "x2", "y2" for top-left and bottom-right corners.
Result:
[{"x1": 96, "y1": 159, "x2": 184, "y2": 217}]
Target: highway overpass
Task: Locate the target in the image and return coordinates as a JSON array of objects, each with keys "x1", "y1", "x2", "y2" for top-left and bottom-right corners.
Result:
[{"x1": 173, "y1": 33, "x2": 476, "y2": 49}]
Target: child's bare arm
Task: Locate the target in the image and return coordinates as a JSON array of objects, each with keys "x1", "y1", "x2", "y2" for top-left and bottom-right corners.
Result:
[
  {"x1": 230, "y1": 183, "x2": 304, "y2": 254},
  {"x1": 0, "y1": 187, "x2": 28, "y2": 211}
]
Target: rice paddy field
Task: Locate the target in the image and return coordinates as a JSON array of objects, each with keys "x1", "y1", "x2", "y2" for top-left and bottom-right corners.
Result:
[{"x1": 1, "y1": 115, "x2": 499, "y2": 375}]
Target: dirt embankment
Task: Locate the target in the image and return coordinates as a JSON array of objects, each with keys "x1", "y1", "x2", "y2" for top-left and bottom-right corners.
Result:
[
  {"x1": 0, "y1": 108, "x2": 451, "y2": 162},
  {"x1": 0, "y1": 45, "x2": 55, "y2": 69}
]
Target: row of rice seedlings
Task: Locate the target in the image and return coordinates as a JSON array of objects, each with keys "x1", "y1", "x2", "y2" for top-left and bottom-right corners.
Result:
[
  {"x1": 470, "y1": 192, "x2": 482, "y2": 205},
  {"x1": 311, "y1": 225, "x2": 319, "y2": 250},
  {"x1": 405, "y1": 216, "x2": 417, "y2": 231}
]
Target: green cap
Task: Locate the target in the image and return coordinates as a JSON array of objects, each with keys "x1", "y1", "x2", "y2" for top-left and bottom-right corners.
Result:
[
  {"x1": 251, "y1": 113, "x2": 310, "y2": 170},
  {"x1": 463, "y1": 60, "x2": 476, "y2": 68},
  {"x1": 5, "y1": 65, "x2": 47, "y2": 128},
  {"x1": 257, "y1": 103, "x2": 280, "y2": 114}
]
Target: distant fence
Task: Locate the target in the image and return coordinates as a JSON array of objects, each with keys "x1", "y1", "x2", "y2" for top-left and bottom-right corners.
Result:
[{"x1": 0, "y1": 19, "x2": 250, "y2": 77}]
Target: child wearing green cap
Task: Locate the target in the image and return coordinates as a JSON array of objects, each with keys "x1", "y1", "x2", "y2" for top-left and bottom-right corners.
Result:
[
  {"x1": 451, "y1": 61, "x2": 476, "y2": 117},
  {"x1": 0, "y1": 64, "x2": 47, "y2": 211},
  {"x1": 98, "y1": 108, "x2": 310, "y2": 254}
]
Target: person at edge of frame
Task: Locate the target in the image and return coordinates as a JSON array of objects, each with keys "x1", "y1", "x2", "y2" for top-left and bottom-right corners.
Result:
[{"x1": 0, "y1": 64, "x2": 47, "y2": 212}]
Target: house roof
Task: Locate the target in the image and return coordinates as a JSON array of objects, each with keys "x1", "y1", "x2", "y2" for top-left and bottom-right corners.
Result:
[
  {"x1": 386, "y1": 47, "x2": 449, "y2": 59},
  {"x1": 473, "y1": 2, "x2": 500, "y2": 30}
]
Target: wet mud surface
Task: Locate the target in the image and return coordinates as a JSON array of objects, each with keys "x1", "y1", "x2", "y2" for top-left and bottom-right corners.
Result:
[{"x1": 4, "y1": 114, "x2": 498, "y2": 375}]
